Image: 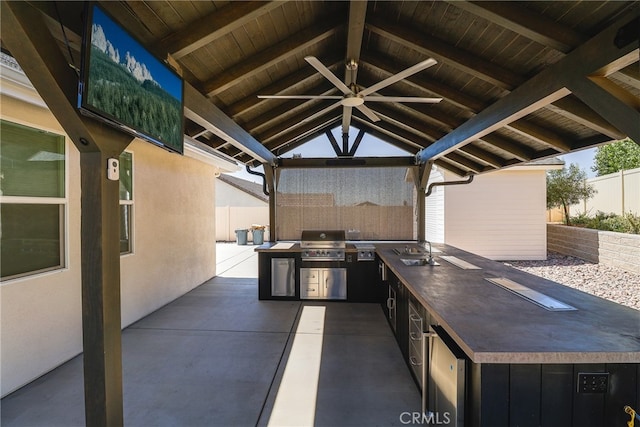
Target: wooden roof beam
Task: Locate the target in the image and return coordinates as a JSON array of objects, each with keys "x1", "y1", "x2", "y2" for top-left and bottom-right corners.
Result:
[
  {"x1": 257, "y1": 102, "x2": 343, "y2": 144},
  {"x1": 203, "y1": 17, "x2": 341, "y2": 96},
  {"x1": 184, "y1": 84, "x2": 276, "y2": 165},
  {"x1": 159, "y1": 1, "x2": 283, "y2": 60},
  {"x1": 362, "y1": 53, "x2": 484, "y2": 113},
  {"x1": 264, "y1": 114, "x2": 342, "y2": 154},
  {"x1": 417, "y1": 10, "x2": 639, "y2": 163},
  {"x1": 345, "y1": 0, "x2": 368, "y2": 84},
  {"x1": 505, "y1": 121, "x2": 572, "y2": 153},
  {"x1": 443, "y1": 152, "x2": 489, "y2": 174},
  {"x1": 352, "y1": 116, "x2": 429, "y2": 151},
  {"x1": 364, "y1": 22, "x2": 622, "y2": 139},
  {"x1": 367, "y1": 104, "x2": 443, "y2": 142},
  {"x1": 366, "y1": 15, "x2": 524, "y2": 90},
  {"x1": 350, "y1": 121, "x2": 418, "y2": 155},
  {"x1": 452, "y1": 1, "x2": 585, "y2": 53},
  {"x1": 434, "y1": 158, "x2": 469, "y2": 177},
  {"x1": 566, "y1": 75, "x2": 640, "y2": 144}
]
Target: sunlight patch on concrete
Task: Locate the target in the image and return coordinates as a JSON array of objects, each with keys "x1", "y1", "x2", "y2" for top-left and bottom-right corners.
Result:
[{"x1": 268, "y1": 305, "x2": 326, "y2": 426}]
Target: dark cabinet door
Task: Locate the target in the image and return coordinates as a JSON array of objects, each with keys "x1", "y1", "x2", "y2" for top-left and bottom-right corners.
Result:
[{"x1": 346, "y1": 259, "x2": 382, "y2": 302}]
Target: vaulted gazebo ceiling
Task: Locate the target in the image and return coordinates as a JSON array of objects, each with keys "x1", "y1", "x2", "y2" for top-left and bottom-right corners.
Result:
[{"x1": 4, "y1": 1, "x2": 639, "y2": 176}]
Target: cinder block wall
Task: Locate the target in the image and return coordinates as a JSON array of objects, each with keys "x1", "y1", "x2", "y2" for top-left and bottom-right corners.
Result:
[{"x1": 547, "y1": 224, "x2": 640, "y2": 274}]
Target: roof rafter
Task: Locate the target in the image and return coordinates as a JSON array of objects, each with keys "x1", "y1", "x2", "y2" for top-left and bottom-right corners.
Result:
[
  {"x1": 203, "y1": 17, "x2": 342, "y2": 96},
  {"x1": 451, "y1": 1, "x2": 585, "y2": 52},
  {"x1": 366, "y1": 15, "x2": 524, "y2": 89},
  {"x1": 265, "y1": 114, "x2": 342, "y2": 154},
  {"x1": 364, "y1": 18, "x2": 623, "y2": 140},
  {"x1": 417, "y1": 9, "x2": 639, "y2": 163},
  {"x1": 160, "y1": 1, "x2": 283, "y2": 60},
  {"x1": 184, "y1": 84, "x2": 277, "y2": 165},
  {"x1": 258, "y1": 104, "x2": 342, "y2": 144}
]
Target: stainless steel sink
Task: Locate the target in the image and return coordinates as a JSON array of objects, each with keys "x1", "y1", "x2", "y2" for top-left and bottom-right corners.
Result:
[{"x1": 400, "y1": 258, "x2": 439, "y2": 266}]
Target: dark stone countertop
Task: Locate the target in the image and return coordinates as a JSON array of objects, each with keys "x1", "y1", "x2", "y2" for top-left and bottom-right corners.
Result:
[{"x1": 375, "y1": 243, "x2": 640, "y2": 364}]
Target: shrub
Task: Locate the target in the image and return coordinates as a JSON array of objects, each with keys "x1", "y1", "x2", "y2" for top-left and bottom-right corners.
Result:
[{"x1": 568, "y1": 211, "x2": 640, "y2": 234}]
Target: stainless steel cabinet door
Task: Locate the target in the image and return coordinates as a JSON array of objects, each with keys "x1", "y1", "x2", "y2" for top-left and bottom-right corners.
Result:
[
  {"x1": 271, "y1": 258, "x2": 295, "y2": 297},
  {"x1": 323, "y1": 268, "x2": 347, "y2": 300}
]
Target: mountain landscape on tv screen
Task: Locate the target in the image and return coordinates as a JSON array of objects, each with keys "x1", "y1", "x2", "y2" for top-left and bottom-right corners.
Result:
[{"x1": 87, "y1": 22, "x2": 182, "y2": 151}]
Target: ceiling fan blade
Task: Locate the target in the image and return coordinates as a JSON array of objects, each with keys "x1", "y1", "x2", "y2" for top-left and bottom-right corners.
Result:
[
  {"x1": 257, "y1": 95, "x2": 343, "y2": 100},
  {"x1": 300, "y1": 100, "x2": 343, "y2": 124},
  {"x1": 305, "y1": 56, "x2": 352, "y2": 95},
  {"x1": 342, "y1": 106, "x2": 352, "y2": 134},
  {"x1": 355, "y1": 104, "x2": 380, "y2": 122},
  {"x1": 358, "y1": 58, "x2": 438, "y2": 97},
  {"x1": 363, "y1": 96, "x2": 443, "y2": 103}
]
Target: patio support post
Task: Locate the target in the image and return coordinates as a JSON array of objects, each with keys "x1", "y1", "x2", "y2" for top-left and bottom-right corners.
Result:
[
  {"x1": 413, "y1": 161, "x2": 433, "y2": 242},
  {"x1": 1, "y1": 3, "x2": 133, "y2": 425},
  {"x1": 264, "y1": 165, "x2": 277, "y2": 242}
]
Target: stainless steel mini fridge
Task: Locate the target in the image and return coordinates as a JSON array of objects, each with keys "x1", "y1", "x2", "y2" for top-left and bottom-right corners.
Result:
[
  {"x1": 427, "y1": 325, "x2": 466, "y2": 427},
  {"x1": 271, "y1": 258, "x2": 295, "y2": 297}
]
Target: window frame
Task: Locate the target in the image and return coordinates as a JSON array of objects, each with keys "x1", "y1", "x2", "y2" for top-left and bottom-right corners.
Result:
[
  {"x1": 0, "y1": 119, "x2": 69, "y2": 281},
  {"x1": 119, "y1": 150, "x2": 134, "y2": 256}
]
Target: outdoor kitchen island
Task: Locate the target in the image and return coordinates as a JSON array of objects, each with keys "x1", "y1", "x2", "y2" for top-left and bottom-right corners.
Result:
[{"x1": 257, "y1": 241, "x2": 640, "y2": 427}]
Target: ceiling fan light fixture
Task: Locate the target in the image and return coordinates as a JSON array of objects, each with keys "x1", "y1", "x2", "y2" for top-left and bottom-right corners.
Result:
[{"x1": 341, "y1": 94, "x2": 364, "y2": 107}]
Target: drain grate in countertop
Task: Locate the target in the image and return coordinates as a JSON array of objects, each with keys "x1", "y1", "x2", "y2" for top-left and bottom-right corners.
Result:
[
  {"x1": 486, "y1": 277, "x2": 577, "y2": 311},
  {"x1": 440, "y1": 256, "x2": 481, "y2": 270}
]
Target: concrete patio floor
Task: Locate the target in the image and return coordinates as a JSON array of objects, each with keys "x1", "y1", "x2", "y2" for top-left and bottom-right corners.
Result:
[{"x1": 1, "y1": 243, "x2": 420, "y2": 426}]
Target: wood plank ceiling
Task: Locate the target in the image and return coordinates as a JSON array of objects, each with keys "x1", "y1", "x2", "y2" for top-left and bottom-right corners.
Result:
[{"x1": 7, "y1": 1, "x2": 640, "y2": 176}]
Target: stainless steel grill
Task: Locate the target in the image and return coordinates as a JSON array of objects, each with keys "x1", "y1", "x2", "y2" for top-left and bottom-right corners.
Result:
[
  {"x1": 300, "y1": 230, "x2": 346, "y2": 261},
  {"x1": 353, "y1": 243, "x2": 376, "y2": 261}
]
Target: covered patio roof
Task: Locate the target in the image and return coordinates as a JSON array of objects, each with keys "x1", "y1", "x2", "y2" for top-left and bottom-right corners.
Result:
[{"x1": 3, "y1": 1, "x2": 639, "y2": 175}]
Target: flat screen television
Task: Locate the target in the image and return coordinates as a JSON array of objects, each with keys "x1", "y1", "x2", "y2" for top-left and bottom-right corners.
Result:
[{"x1": 78, "y1": 3, "x2": 184, "y2": 154}]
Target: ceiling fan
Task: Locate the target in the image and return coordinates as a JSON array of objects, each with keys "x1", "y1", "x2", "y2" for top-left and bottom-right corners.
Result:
[{"x1": 258, "y1": 56, "x2": 442, "y2": 134}]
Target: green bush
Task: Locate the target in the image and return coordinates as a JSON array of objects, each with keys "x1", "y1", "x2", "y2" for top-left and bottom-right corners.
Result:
[{"x1": 569, "y1": 211, "x2": 640, "y2": 234}]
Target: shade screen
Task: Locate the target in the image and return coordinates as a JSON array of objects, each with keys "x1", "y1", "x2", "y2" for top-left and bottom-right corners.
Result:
[{"x1": 276, "y1": 167, "x2": 415, "y2": 240}]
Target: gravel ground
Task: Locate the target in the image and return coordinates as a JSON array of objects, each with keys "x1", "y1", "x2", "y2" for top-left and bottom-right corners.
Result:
[{"x1": 503, "y1": 252, "x2": 640, "y2": 311}]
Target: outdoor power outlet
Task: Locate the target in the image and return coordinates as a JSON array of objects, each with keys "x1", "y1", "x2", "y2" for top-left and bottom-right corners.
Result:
[{"x1": 577, "y1": 372, "x2": 609, "y2": 394}]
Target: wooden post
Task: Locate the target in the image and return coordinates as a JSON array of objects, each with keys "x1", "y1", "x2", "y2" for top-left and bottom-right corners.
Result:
[
  {"x1": 413, "y1": 161, "x2": 433, "y2": 242},
  {"x1": 80, "y1": 150, "x2": 126, "y2": 426},
  {"x1": 1, "y1": 3, "x2": 132, "y2": 425},
  {"x1": 264, "y1": 165, "x2": 277, "y2": 242}
]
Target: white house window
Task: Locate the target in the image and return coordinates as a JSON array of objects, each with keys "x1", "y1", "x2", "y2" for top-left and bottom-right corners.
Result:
[
  {"x1": 119, "y1": 151, "x2": 133, "y2": 254},
  {"x1": 0, "y1": 120, "x2": 66, "y2": 280}
]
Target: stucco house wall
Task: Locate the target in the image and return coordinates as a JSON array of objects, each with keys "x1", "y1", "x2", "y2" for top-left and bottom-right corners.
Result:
[
  {"x1": 0, "y1": 63, "x2": 233, "y2": 396},
  {"x1": 426, "y1": 164, "x2": 561, "y2": 260}
]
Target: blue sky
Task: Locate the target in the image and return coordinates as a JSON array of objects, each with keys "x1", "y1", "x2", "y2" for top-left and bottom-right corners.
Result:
[
  {"x1": 558, "y1": 147, "x2": 596, "y2": 178},
  {"x1": 93, "y1": 6, "x2": 182, "y2": 100}
]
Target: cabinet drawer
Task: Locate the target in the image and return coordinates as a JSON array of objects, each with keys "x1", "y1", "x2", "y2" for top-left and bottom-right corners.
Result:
[
  {"x1": 302, "y1": 284, "x2": 320, "y2": 298},
  {"x1": 300, "y1": 268, "x2": 320, "y2": 283}
]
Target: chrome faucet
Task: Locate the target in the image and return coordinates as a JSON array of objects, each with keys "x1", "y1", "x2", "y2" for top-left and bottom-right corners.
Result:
[{"x1": 421, "y1": 241, "x2": 437, "y2": 266}]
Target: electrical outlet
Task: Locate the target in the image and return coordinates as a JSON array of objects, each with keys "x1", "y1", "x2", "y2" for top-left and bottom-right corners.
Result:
[{"x1": 577, "y1": 372, "x2": 609, "y2": 394}]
